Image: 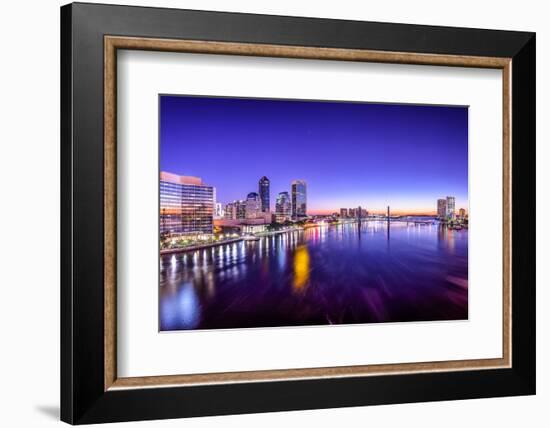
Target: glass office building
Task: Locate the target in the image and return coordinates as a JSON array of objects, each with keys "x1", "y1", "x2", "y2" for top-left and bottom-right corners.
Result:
[
  {"x1": 291, "y1": 180, "x2": 307, "y2": 220},
  {"x1": 446, "y1": 196, "x2": 456, "y2": 218},
  {"x1": 275, "y1": 191, "x2": 291, "y2": 223},
  {"x1": 258, "y1": 176, "x2": 270, "y2": 213},
  {"x1": 245, "y1": 192, "x2": 261, "y2": 219},
  {"x1": 437, "y1": 198, "x2": 447, "y2": 219},
  {"x1": 160, "y1": 172, "x2": 214, "y2": 236},
  {"x1": 224, "y1": 200, "x2": 246, "y2": 220}
]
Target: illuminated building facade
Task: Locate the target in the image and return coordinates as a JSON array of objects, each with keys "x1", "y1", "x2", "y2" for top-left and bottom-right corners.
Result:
[
  {"x1": 437, "y1": 198, "x2": 447, "y2": 219},
  {"x1": 224, "y1": 200, "x2": 246, "y2": 220},
  {"x1": 160, "y1": 171, "x2": 214, "y2": 236},
  {"x1": 224, "y1": 203, "x2": 234, "y2": 219},
  {"x1": 214, "y1": 202, "x2": 223, "y2": 219},
  {"x1": 446, "y1": 196, "x2": 456, "y2": 218},
  {"x1": 246, "y1": 192, "x2": 261, "y2": 219},
  {"x1": 275, "y1": 191, "x2": 292, "y2": 223},
  {"x1": 291, "y1": 180, "x2": 307, "y2": 219}
]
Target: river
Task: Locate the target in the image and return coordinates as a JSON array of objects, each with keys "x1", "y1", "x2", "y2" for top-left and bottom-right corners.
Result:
[{"x1": 160, "y1": 221, "x2": 468, "y2": 331}]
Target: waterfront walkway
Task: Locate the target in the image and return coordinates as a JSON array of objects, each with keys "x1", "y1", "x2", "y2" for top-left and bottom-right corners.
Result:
[
  {"x1": 256, "y1": 227, "x2": 301, "y2": 237},
  {"x1": 160, "y1": 237, "x2": 243, "y2": 255},
  {"x1": 160, "y1": 219, "x2": 458, "y2": 255}
]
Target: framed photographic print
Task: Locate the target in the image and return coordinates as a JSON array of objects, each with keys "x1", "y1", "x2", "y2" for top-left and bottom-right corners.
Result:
[
  {"x1": 61, "y1": 2, "x2": 536, "y2": 424},
  {"x1": 158, "y1": 96, "x2": 470, "y2": 331}
]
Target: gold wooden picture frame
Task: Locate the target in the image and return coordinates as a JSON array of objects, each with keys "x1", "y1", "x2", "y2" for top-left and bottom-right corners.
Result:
[{"x1": 104, "y1": 36, "x2": 512, "y2": 391}]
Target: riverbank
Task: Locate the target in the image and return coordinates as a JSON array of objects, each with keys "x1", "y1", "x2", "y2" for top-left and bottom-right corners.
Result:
[
  {"x1": 256, "y1": 227, "x2": 302, "y2": 237},
  {"x1": 161, "y1": 227, "x2": 306, "y2": 254},
  {"x1": 160, "y1": 237, "x2": 243, "y2": 255}
]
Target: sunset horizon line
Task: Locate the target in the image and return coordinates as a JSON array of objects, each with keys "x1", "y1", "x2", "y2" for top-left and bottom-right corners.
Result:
[
  {"x1": 159, "y1": 170, "x2": 468, "y2": 217},
  {"x1": 307, "y1": 208, "x2": 468, "y2": 216}
]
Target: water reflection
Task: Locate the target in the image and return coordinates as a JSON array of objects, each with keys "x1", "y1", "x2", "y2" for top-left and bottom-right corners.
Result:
[
  {"x1": 160, "y1": 222, "x2": 468, "y2": 331},
  {"x1": 293, "y1": 245, "x2": 310, "y2": 293},
  {"x1": 160, "y1": 282, "x2": 201, "y2": 330}
]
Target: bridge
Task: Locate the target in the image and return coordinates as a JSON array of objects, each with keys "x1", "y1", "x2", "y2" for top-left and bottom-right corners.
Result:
[
  {"x1": 344, "y1": 206, "x2": 438, "y2": 225},
  {"x1": 341, "y1": 217, "x2": 439, "y2": 226}
]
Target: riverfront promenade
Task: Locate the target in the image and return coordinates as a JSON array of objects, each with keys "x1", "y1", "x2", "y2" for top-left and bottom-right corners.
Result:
[
  {"x1": 160, "y1": 217, "x2": 458, "y2": 255},
  {"x1": 160, "y1": 237, "x2": 243, "y2": 255}
]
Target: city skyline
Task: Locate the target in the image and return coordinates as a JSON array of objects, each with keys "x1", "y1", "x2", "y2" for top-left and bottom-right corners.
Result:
[
  {"x1": 160, "y1": 95, "x2": 468, "y2": 215},
  {"x1": 160, "y1": 169, "x2": 466, "y2": 219}
]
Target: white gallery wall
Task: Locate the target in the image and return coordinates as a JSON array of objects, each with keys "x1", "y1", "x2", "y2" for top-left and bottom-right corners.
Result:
[{"x1": 0, "y1": 0, "x2": 546, "y2": 427}]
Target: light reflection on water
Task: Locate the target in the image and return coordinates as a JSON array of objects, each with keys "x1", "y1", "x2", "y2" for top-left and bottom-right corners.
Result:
[
  {"x1": 160, "y1": 221, "x2": 468, "y2": 331},
  {"x1": 293, "y1": 245, "x2": 310, "y2": 293}
]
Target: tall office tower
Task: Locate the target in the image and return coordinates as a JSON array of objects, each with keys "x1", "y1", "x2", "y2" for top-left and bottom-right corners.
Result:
[
  {"x1": 159, "y1": 172, "x2": 214, "y2": 236},
  {"x1": 340, "y1": 208, "x2": 348, "y2": 218},
  {"x1": 245, "y1": 192, "x2": 261, "y2": 219},
  {"x1": 446, "y1": 196, "x2": 456, "y2": 218},
  {"x1": 258, "y1": 176, "x2": 270, "y2": 213},
  {"x1": 291, "y1": 180, "x2": 307, "y2": 220},
  {"x1": 437, "y1": 199, "x2": 447, "y2": 219},
  {"x1": 275, "y1": 191, "x2": 292, "y2": 223}
]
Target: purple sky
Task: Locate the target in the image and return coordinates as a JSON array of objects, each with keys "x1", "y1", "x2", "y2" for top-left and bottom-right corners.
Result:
[{"x1": 160, "y1": 95, "x2": 468, "y2": 215}]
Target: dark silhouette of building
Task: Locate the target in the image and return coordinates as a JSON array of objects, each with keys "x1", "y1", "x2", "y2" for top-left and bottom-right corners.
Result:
[{"x1": 259, "y1": 176, "x2": 270, "y2": 213}]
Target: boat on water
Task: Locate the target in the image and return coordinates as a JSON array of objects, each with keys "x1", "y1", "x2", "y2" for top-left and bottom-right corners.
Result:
[{"x1": 242, "y1": 234, "x2": 260, "y2": 241}]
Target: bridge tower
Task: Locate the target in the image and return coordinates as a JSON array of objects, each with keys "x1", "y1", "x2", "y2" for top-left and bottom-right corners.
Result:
[
  {"x1": 386, "y1": 205, "x2": 390, "y2": 241},
  {"x1": 357, "y1": 205, "x2": 362, "y2": 235}
]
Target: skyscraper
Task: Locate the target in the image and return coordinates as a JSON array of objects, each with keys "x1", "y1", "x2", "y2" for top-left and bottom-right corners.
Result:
[
  {"x1": 446, "y1": 196, "x2": 456, "y2": 218},
  {"x1": 291, "y1": 180, "x2": 307, "y2": 220},
  {"x1": 258, "y1": 176, "x2": 270, "y2": 213},
  {"x1": 275, "y1": 191, "x2": 292, "y2": 223},
  {"x1": 437, "y1": 199, "x2": 447, "y2": 219},
  {"x1": 340, "y1": 208, "x2": 348, "y2": 218},
  {"x1": 245, "y1": 192, "x2": 261, "y2": 219},
  {"x1": 159, "y1": 172, "x2": 214, "y2": 236},
  {"x1": 458, "y1": 208, "x2": 466, "y2": 220}
]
